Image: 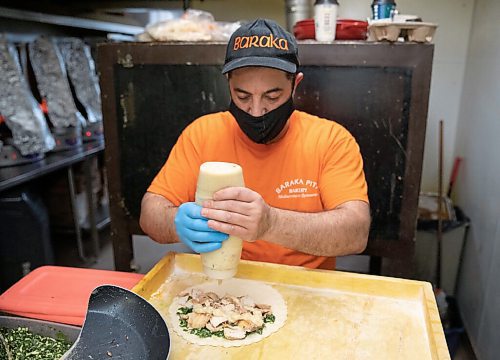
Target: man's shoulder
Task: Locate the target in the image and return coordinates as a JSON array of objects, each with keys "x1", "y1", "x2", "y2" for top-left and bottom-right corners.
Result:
[
  {"x1": 190, "y1": 111, "x2": 227, "y2": 125},
  {"x1": 184, "y1": 111, "x2": 232, "y2": 134},
  {"x1": 294, "y1": 111, "x2": 353, "y2": 140}
]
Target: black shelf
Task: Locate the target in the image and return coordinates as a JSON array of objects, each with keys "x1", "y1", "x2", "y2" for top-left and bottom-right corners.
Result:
[{"x1": 0, "y1": 6, "x2": 143, "y2": 36}]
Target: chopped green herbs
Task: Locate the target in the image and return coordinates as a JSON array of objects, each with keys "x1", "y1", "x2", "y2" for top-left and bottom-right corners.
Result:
[
  {"x1": 176, "y1": 307, "x2": 193, "y2": 315},
  {"x1": 189, "y1": 327, "x2": 212, "y2": 338},
  {"x1": 247, "y1": 327, "x2": 264, "y2": 336},
  {"x1": 263, "y1": 314, "x2": 275, "y2": 323},
  {"x1": 212, "y1": 330, "x2": 225, "y2": 338},
  {"x1": 186, "y1": 326, "x2": 264, "y2": 339},
  {"x1": 0, "y1": 333, "x2": 10, "y2": 360},
  {"x1": 54, "y1": 331, "x2": 68, "y2": 343},
  {"x1": 0, "y1": 327, "x2": 71, "y2": 360}
]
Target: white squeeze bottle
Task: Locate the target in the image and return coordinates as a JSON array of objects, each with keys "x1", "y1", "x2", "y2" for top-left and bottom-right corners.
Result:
[
  {"x1": 195, "y1": 162, "x2": 245, "y2": 280},
  {"x1": 314, "y1": 0, "x2": 339, "y2": 42}
]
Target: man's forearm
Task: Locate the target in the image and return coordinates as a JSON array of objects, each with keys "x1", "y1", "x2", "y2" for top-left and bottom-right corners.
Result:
[
  {"x1": 139, "y1": 192, "x2": 179, "y2": 244},
  {"x1": 264, "y1": 201, "x2": 370, "y2": 257}
]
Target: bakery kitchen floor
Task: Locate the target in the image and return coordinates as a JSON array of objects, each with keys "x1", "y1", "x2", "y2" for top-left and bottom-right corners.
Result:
[{"x1": 52, "y1": 228, "x2": 477, "y2": 360}]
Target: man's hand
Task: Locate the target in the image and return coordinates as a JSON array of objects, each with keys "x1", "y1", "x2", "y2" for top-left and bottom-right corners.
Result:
[
  {"x1": 174, "y1": 202, "x2": 229, "y2": 253},
  {"x1": 200, "y1": 187, "x2": 273, "y2": 241}
]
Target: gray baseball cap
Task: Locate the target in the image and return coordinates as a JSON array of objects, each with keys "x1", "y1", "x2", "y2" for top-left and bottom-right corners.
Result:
[{"x1": 222, "y1": 19, "x2": 299, "y2": 74}]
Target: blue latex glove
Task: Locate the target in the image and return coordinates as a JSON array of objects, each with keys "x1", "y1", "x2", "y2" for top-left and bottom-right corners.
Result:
[{"x1": 174, "y1": 202, "x2": 229, "y2": 253}]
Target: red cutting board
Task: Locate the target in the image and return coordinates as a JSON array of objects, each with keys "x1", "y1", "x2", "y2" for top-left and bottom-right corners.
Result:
[{"x1": 0, "y1": 266, "x2": 143, "y2": 326}]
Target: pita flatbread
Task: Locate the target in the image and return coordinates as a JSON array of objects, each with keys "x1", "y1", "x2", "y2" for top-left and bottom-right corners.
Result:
[{"x1": 168, "y1": 278, "x2": 287, "y2": 347}]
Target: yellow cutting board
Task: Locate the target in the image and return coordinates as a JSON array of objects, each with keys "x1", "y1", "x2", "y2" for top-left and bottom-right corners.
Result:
[{"x1": 133, "y1": 253, "x2": 450, "y2": 360}]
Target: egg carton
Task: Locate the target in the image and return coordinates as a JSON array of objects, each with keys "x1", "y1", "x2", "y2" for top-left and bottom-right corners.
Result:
[{"x1": 367, "y1": 21, "x2": 438, "y2": 43}]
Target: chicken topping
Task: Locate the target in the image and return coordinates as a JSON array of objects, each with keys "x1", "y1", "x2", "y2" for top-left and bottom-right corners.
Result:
[
  {"x1": 223, "y1": 326, "x2": 247, "y2": 340},
  {"x1": 187, "y1": 313, "x2": 211, "y2": 329},
  {"x1": 176, "y1": 288, "x2": 275, "y2": 340}
]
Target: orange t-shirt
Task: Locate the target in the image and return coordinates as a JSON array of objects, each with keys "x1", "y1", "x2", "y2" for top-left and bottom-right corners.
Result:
[{"x1": 147, "y1": 110, "x2": 368, "y2": 269}]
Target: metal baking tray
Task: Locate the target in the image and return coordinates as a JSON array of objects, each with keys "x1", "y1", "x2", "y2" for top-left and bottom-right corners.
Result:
[
  {"x1": 133, "y1": 253, "x2": 450, "y2": 359},
  {"x1": 0, "y1": 315, "x2": 80, "y2": 344}
]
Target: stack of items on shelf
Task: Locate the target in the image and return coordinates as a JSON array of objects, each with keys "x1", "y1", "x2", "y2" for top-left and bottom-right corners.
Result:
[
  {"x1": 367, "y1": 15, "x2": 438, "y2": 43},
  {"x1": 28, "y1": 37, "x2": 85, "y2": 152},
  {"x1": 0, "y1": 36, "x2": 103, "y2": 167},
  {"x1": 136, "y1": 9, "x2": 240, "y2": 42},
  {"x1": 0, "y1": 38, "x2": 54, "y2": 166},
  {"x1": 293, "y1": 19, "x2": 368, "y2": 40},
  {"x1": 289, "y1": 0, "x2": 437, "y2": 43},
  {"x1": 367, "y1": 1, "x2": 438, "y2": 43},
  {"x1": 58, "y1": 38, "x2": 104, "y2": 141}
]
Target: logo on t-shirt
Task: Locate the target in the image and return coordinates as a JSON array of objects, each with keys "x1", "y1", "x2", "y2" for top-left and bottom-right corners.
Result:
[{"x1": 275, "y1": 178, "x2": 319, "y2": 199}]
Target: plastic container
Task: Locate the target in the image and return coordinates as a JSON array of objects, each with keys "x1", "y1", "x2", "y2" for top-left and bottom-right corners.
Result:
[
  {"x1": 0, "y1": 315, "x2": 80, "y2": 344},
  {"x1": 314, "y1": 0, "x2": 339, "y2": 42},
  {"x1": 294, "y1": 18, "x2": 368, "y2": 40},
  {"x1": 0, "y1": 266, "x2": 143, "y2": 325}
]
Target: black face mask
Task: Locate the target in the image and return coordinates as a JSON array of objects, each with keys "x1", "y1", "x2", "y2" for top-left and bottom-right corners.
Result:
[{"x1": 229, "y1": 97, "x2": 295, "y2": 144}]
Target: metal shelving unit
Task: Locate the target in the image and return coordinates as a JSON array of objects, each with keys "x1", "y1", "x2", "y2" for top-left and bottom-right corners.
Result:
[
  {"x1": 0, "y1": 6, "x2": 119, "y2": 265},
  {"x1": 0, "y1": 6, "x2": 143, "y2": 36}
]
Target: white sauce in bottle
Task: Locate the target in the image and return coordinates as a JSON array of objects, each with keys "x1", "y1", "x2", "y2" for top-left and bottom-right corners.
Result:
[
  {"x1": 314, "y1": 0, "x2": 339, "y2": 42},
  {"x1": 195, "y1": 162, "x2": 245, "y2": 279}
]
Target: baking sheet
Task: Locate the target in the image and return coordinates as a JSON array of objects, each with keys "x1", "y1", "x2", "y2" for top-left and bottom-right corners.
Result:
[{"x1": 133, "y1": 253, "x2": 450, "y2": 359}]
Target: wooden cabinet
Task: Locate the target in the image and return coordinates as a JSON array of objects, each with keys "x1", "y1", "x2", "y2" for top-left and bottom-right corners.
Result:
[{"x1": 97, "y1": 41, "x2": 433, "y2": 277}]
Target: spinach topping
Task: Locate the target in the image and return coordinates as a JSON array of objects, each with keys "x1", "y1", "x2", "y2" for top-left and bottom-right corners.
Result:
[
  {"x1": 189, "y1": 327, "x2": 212, "y2": 338},
  {"x1": 185, "y1": 326, "x2": 265, "y2": 339},
  {"x1": 212, "y1": 330, "x2": 225, "y2": 338},
  {"x1": 0, "y1": 327, "x2": 71, "y2": 360},
  {"x1": 263, "y1": 313, "x2": 276, "y2": 323},
  {"x1": 179, "y1": 319, "x2": 188, "y2": 328},
  {"x1": 176, "y1": 307, "x2": 193, "y2": 315},
  {"x1": 247, "y1": 327, "x2": 264, "y2": 336}
]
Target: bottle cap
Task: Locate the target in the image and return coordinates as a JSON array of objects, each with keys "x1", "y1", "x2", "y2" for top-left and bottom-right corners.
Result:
[
  {"x1": 315, "y1": 0, "x2": 339, "y2": 4},
  {"x1": 372, "y1": 0, "x2": 396, "y2": 5}
]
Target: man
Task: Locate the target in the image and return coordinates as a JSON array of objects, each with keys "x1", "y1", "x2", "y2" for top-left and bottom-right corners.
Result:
[{"x1": 140, "y1": 19, "x2": 370, "y2": 270}]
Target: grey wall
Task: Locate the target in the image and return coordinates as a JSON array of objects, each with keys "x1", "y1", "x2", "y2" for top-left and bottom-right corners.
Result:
[{"x1": 454, "y1": 0, "x2": 500, "y2": 359}]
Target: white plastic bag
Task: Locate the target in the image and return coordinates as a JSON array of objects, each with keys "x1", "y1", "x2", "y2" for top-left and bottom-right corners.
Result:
[{"x1": 143, "y1": 9, "x2": 240, "y2": 42}]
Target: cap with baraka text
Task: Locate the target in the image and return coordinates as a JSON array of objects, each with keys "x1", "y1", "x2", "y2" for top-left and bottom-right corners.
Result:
[{"x1": 222, "y1": 19, "x2": 299, "y2": 75}]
